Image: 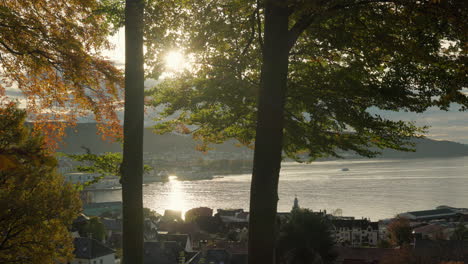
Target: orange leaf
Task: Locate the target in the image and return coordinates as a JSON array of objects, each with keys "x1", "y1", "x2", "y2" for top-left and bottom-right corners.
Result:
[{"x1": 0, "y1": 154, "x2": 18, "y2": 170}]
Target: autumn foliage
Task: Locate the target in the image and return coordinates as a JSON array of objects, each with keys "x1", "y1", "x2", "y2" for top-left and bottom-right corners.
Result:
[
  {"x1": 387, "y1": 217, "x2": 413, "y2": 247},
  {"x1": 0, "y1": 0, "x2": 123, "y2": 149},
  {"x1": 0, "y1": 102, "x2": 81, "y2": 263}
]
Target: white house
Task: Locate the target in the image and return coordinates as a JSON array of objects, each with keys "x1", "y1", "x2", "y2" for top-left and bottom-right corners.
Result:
[
  {"x1": 70, "y1": 237, "x2": 115, "y2": 264},
  {"x1": 331, "y1": 219, "x2": 380, "y2": 247}
]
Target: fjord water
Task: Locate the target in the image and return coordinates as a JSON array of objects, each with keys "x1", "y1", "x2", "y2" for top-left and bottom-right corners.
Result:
[{"x1": 93, "y1": 157, "x2": 468, "y2": 220}]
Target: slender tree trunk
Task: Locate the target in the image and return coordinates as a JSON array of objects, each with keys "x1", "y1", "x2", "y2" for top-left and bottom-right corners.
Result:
[
  {"x1": 122, "y1": 0, "x2": 144, "y2": 263},
  {"x1": 248, "y1": 1, "x2": 290, "y2": 263}
]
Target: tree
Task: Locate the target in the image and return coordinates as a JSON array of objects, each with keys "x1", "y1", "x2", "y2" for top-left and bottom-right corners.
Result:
[
  {"x1": 277, "y1": 209, "x2": 336, "y2": 264},
  {"x1": 185, "y1": 207, "x2": 214, "y2": 223},
  {"x1": 0, "y1": 102, "x2": 81, "y2": 263},
  {"x1": 451, "y1": 221, "x2": 468, "y2": 241},
  {"x1": 64, "y1": 149, "x2": 152, "y2": 188},
  {"x1": 144, "y1": 1, "x2": 466, "y2": 262},
  {"x1": 387, "y1": 217, "x2": 413, "y2": 247},
  {"x1": 121, "y1": 0, "x2": 145, "y2": 263},
  {"x1": 143, "y1": 207, "x2": 161, "y2": 221},
  {"x1": 377, "y1": 239, "x2": 393, "y2": 249},
  {"x1": 79, "y1": 217, "x2": 107, "y2": 242},
  {"x1": 0, "y1": 0, "x2": 123, "y2": 149}
]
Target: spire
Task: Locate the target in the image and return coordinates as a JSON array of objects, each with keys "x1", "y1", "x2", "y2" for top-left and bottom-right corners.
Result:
[{"x1": 292, "y1": 195, "x2": 299, "y2": 210}]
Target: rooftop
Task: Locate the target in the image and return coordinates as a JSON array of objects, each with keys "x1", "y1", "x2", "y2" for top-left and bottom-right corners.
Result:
[
  {"x1": 73, "y1": 237, "x2": 115, "y2": 259},
  {"x1": 331, "y1": 219, "x2": 379, "y2": 230},
  {"x1": 406, "y1": 208, "x2": 456, "y2": 217},
  {"x1": 412, "y1": 224, "x2": 444, "y2": 234},
  {"x1": 159, "y1": 233, "x2": 190, "y2": 248},
  {"x1": 143, "y1": 241, "x2": 185, "y2": 264}
]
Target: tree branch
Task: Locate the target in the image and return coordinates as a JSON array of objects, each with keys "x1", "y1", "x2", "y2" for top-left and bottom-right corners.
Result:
[
  {"x1": 287, "y1": 0, "x2": 399, "y2": 51},
  {"x1": 255, "y1": 0, "x2": 264, "y2": 51},
  {"x1": 241, "y1": 8, "x2": 258, "y2": 57},
  {"x1": 288, "y1": 13, "x2": 317, "y2": 51}
]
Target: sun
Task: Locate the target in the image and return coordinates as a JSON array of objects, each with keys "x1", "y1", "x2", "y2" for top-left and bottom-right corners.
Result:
[{"x1": 164, "y1": 50, "x2": 186, "y2": 71}]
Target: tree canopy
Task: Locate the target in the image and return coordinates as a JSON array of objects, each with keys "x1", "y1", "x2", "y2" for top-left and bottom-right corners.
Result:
[
  {"x1": 185, "y1": 207, "x2": 214, "y2": 223},
  {"x1": 451, "y1": 221, "x2": 468, "y2": 241},
  {"x1": 387, "y1": 217, "x2": 413, "y2": 246},
  {"x1": 146, "y1": 0, "x2": 467, "y2": 160},
  {"x1": 64, "y1": 149, "x2": 152, "y2": 188},
  {"x1": 0, "y1": 0, "x2": 123, "y2": 149},
  {"x1": 277, "y1": 209, "x2": 336, "y2": 264},
  {"x1": 0, "y1": 102, "x2": 81, "y2": 263},
  {"x1": 79, "y1": 217, "x2": 107, "y2": 242}
]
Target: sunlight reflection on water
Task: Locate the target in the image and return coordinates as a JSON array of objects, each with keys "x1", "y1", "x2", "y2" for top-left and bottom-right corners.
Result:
[
  {"x1": 91, "y1": 157, "x2": 468, "y2": 220},
  {"x1": 166, "y1": 175, "x2": 187, "y2": 214}
]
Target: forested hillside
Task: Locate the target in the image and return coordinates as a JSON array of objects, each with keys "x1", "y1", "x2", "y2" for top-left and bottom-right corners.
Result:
[{"x1": 55, "y1": 123, "x2": 468, "y2": 159}]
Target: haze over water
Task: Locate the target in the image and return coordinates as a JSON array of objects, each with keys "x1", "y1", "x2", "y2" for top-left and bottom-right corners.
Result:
[{"x1": 93, "y1": 157, "x2": 468, "y2": 221}]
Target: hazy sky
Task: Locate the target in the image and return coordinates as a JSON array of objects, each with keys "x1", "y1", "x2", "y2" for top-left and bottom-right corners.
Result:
[{"x1": 4, "y1": 29, "x2": 468, "y2": 144}]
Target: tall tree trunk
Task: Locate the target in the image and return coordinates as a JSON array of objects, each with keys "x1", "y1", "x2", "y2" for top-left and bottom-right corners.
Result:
[
  {"x1": 122, "y1": 0, "x2": 144, "y2": 263},
  {"x1": 248, "y1": 1, "x2": 290, "y2": 264}
]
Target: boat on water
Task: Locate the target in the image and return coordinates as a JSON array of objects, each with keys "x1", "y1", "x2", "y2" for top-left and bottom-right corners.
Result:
[{"x1": 341, "y1": 168, "x2": 350, "y2": 171}]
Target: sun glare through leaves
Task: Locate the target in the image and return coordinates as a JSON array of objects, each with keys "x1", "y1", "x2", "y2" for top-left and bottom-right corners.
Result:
[{"x1": 164, "y1": 50, "x2": 187, "y2": 72}]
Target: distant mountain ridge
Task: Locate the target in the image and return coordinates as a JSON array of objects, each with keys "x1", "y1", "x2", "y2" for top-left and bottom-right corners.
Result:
[
  {"x1": 55, "y1": 123, "x2": 243, "y2": 155},
  {"x1": 378, "y1": 138, "x2": 468, "y2": 159},
  {"x1": 55, "y1": 123, "x2": 468, "y2": 159}
]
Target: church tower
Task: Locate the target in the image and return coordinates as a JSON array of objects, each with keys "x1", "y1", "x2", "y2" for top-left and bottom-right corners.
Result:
[{"x1": 292, "y1": 195, "x2": 300, "y2": 210}]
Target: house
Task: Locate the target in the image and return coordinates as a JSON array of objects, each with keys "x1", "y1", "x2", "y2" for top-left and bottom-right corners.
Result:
[
  {"x1": 83, "y1": 202, "x2": 122, "y2": 217},
  {"x1": 70, "y1": 237, "x2": 115, "y2": 264},
  {"x1": 143, "y1": 241, "x2": 186, "y2": 264},
  {"x1": 412, "y1": 223, "x2": 448, "y2": 240},
  {"x1": 100, "y1": 217, "x2": 122, "y2": 245},
  {"x1": 331, "y1": 219, "x2": 379, "y2": 247},
  {"x1": 190, "y1": 232, "x2": 216, "y2": 250},
  {"x1": 216, "y1": 209, "x2": 249, "y2": 229},
  {"x1": 158, "y1": 233, "x2": 194, "y2": 252}
]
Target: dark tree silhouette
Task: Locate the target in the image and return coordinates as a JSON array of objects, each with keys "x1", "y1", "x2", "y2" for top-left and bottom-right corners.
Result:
[
  {"x1": 277, "y1": 209, "x2": 336, "y2": 264},
  {"x1": 121, "y1": 0, "x2": 145, "y2": 262},
  {"x1": 388, "y1": 217, "x2": 413, "y2": 247}
]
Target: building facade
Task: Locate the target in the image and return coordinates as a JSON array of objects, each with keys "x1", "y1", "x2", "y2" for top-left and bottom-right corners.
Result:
[{"x1": 331, "y1": 219, "x2": 380, "y2": 247}]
